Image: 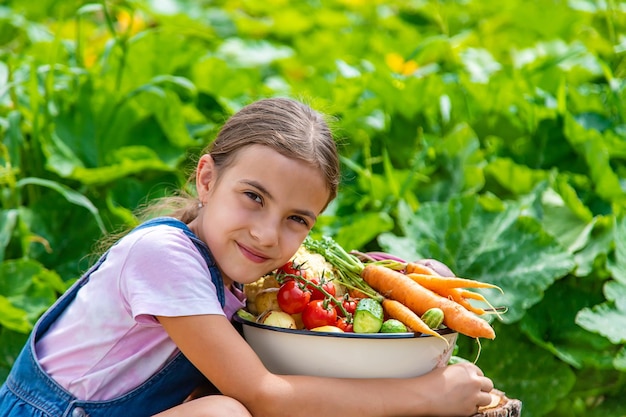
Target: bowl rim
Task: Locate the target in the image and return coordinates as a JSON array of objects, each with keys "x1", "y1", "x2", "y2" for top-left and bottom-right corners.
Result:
[{"x1": 233, "y1": 314, "x2": 457, "y2": 339}]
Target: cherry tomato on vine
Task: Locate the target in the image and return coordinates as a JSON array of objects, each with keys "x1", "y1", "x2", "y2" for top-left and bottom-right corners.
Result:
[
  {"x1": 305, "y1": 276, "x2": 336, "y2": 300},
  {"x1": 277, "y1": 261, "x2": 300, "y2": 275},
  {"x1": 277, "y1": 280, "x2": 311, "y2": 314},
  {"x1": 276, "y1": 261, "x2": 309, "y2": 282},
  {"x1": 301, "y1": 299, "x2": 337, "y2": 330},
  {"x1": 338, "y1": 296, "x2": 359, "y2": 317},
  {"x1": 336, "y1": 317, "x2": 354, "y2": 332}
]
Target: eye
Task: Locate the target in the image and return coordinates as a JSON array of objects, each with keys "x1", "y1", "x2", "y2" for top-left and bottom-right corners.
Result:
[
  {"x1": 289, "y1": 215, "x2": 309, "y2": 227},
  {"x1": 244, "y1": 191, "x2": 262, "y2": 204}
]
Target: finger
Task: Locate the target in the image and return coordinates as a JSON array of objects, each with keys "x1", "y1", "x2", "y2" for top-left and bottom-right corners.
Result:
[
  {"x1": 477, "y1": 391, "x2": 495, "y2": 407},
  {"x1": 481, "y1": 377, "x2": 494, "y2": 393}
]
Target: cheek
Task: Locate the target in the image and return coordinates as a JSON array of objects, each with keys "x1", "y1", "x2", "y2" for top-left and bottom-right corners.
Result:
[
  {"x1": 279, "y1": 232, "x2": 308, "y2": 263},
  {"x1": 205, "y1": 194, "x2": 249, "y2": 226}
]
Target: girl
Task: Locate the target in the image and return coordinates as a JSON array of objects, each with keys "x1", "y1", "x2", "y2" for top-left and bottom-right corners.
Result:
[{"x1": 0, "y1": 97, "x2": 494, "y2": 417}]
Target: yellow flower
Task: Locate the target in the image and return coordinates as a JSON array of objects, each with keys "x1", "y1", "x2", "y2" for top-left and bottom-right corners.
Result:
[
  {"x1": 385, "y1": 52, "x2": 418, "y2": 76},
  {"x1": 116, "y1": 9, "x2": 145, "y2": 35}
]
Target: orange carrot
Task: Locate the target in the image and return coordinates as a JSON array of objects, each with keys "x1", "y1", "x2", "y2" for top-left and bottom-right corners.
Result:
[
  {"x1": 381, "y1": 298, "x2": 448, "y2": 344},
  {"x1": 348, "y1": 288, "x2": 371, "y2": 299},
  {"x1": 458, "y1": 289, "x2": 489, "y2": 301},
  {"x1": 436, "y1": 287, "x2": 486, "y2": 315},
  {"x1": 404, "y1": 262, "x2": 439, "y2": 276},
  {"x1": 361, "y1": 264, "x2": 496, "y2": 339},
  {"x1": 406, "y1": 272, "x2": 503, "y2": 293},
  {"x1": 405, "y1": 262, "x2": 502, "y2": 317},
  {"x1": 456, "y1": 289, "x2": 505, "y2": 319}
]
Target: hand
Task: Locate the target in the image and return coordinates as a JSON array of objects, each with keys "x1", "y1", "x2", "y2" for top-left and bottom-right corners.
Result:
[{"x1": 419, "y1": 362, "x2": 494, "y2": 416}]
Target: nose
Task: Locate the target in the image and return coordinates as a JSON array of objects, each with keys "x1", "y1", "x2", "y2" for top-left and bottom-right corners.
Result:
[{"x1": 250, "y1": 216, "x2": 280, "y2": 247}]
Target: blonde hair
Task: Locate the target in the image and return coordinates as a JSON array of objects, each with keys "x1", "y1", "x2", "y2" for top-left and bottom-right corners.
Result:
[{"x1": 140, "y1": 97, "x2": 340, "y2": 223}]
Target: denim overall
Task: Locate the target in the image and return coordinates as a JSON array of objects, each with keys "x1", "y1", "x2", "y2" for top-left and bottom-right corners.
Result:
[{"x1": 0, "y1": 217, "x2": 225, "y2": 417}]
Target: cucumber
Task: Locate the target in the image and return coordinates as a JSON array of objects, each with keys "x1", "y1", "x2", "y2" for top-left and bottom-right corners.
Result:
[
  {"x1": 236, "y1": 308, "x2": 257, "y2": 322},
  {"x1": 353, "y1": 298, "x2": 384, "y2": 333},
  {"x1": 421, "y1": 307, "x2": 444, "y2": 329},
  {"x1": 380, "y1": 318, "x2": 408, "y2": 333}
]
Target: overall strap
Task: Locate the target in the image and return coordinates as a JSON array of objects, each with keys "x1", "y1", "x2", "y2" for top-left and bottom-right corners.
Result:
[{"x1": 132, "y1": 217, "x2": 226, "y2": 307}]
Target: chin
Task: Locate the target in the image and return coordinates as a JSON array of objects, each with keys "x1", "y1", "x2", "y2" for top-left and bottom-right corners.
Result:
[{"x1": 232, "y1": 269, "x2": 271, "y2": 286}]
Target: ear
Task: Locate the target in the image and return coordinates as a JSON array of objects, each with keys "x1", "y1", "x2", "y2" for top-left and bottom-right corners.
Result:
[{"x1": 196, "y1": 154, "x2": 216, "y2": 203}]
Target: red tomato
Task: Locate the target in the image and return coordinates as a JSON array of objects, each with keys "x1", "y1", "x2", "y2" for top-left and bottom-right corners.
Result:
[
  {"x1": 301, "y1": 299, "x2": 338, "y2": 330},
  {"x1": 336, "y1": 317, "x2": 354, "y2": 332},
  {"x1": 277, "y1": 280, "x2": 311, "y2": 314},
  {"x1": 279, "y1": 260, "x2": 309, "y2": 276},
  {"x1": 278, "y1": 261, "x2": 300, "y2": 275},
  {"x1": 338, "y1": 296, "x2": 359, "y2": 317},
  {"x1": 277, "y1": 261, "x2": 309, "y2": 282},
  {"x1": 305, "y1": 276, "x2": 337, "y2": 300}
]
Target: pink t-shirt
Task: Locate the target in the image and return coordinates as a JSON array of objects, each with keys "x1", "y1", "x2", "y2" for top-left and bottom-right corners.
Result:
[{"x1": 35, "y1": 225, "x2": 245, "y2": 401}]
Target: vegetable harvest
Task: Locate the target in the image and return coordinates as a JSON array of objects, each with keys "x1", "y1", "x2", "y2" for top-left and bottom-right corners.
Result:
[
  {"x1": 241, "y1": 236, "x2": 505, "y2": 342},
  {"x1": 304, "y1": 236, "x2": 503, "y2": 341}
]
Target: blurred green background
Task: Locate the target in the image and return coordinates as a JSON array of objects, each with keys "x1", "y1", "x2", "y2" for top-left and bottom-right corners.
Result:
[{"x1": 1, "y1": 1, "x2": 626, "y2": 415}]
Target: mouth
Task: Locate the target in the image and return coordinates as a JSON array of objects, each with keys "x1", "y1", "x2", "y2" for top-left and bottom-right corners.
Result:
[{"x1": 238, "y1": 242, "x2": 270, "y2": 264}]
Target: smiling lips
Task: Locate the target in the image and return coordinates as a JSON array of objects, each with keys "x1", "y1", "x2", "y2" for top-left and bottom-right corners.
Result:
[{"x1": 238, "y1": 242, "x2": 270, "y2": 264}]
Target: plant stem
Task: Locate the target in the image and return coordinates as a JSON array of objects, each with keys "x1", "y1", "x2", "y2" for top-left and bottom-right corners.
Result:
[{"x1": 277, "y1": 272, "x2": 352, "y2": 319}]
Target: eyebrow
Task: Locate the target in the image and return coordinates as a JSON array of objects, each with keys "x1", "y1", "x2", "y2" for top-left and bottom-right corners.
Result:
[{"x1": 242, "y1": 179, "x2": 318, "y2": 222}]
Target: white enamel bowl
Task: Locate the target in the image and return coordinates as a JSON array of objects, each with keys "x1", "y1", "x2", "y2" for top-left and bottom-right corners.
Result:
[{"x1": 233, "y1": 315, "x2": 458, "y2": 379}]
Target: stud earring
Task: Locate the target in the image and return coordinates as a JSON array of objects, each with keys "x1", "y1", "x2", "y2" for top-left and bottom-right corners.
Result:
[{"x1": 198, "y1": 201, "x2": 203, "y2": 208}]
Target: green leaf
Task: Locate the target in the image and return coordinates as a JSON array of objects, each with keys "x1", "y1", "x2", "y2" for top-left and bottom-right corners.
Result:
[
  {"x1": 615, "y1": 346, "x2": 626, "y2": 372},
  {"x1": 43, "y1": 131, "x2": 86, "y2": 177},
  {"x1": 420, "y1": 123, "x2": 485, "y2": 200},
  {"x1": 68, "y1": 146, "x2": 177, "y2": 186},
  {"x1": 191, "y1": 57, "x2": 260, "y2": 99},
  {"x1": 3, "y1": 111, "x2": 24, "y2": 168},
  {"x1": 485, "y1": 158, "x2": 550, "y2": 196},
  {"x1": 520, "y1": 279, "x2": 617, "y2": 369},
  {"x1": 0, "y1": 259, "x2": 35, "y2": 296},
  {"x1": 16, "y1": 177, "x2": 105, "y2": 233},
  {"x1": 119, "y1": 28, "x2": 210, "y2": 92},
  {"x1": 0, "y1": 259, "x2": 65, "y2": 326},
  {"x1": 607, "y1": 216, "x2": 626, "y2": 284},
  {"x1": 128, "y1": 89, "x2": 197, "y2": 149},
  {"x1": 576, "y1": 281, "x2": 626, "y2": 344},
  {"x1": 517, "y1": 181, "x2": 609, "y2": 277},
  {"x1": 540, "y1": 190, "x2": 595, "y2": 253},
  {"x1": 0, "y1": 297, "x2": 30, "y2": 332},
  {"x1": 0, "y1": 209, "x2": 18, "y2": 263},
  {"x1": 564, "y1": 114, "x2": 626, "y2": 204},
  {"x1": 379, "y1": 196, "x2": 575, "y2": 322},
  {"x1": 330, "y1": 211, "x2": 394, "y2": 252},
  {"x1": 570, "y1": 218, "x2": 614, "y2": 278}
]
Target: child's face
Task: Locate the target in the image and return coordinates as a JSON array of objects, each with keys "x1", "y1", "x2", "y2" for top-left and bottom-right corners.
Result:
[{"x1": 191, "y1": 144, "x2": 331, "y2": 286}]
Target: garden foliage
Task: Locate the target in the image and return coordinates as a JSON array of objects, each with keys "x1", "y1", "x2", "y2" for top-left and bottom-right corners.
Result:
[{"x1": 1, "y1": 1, "x2": 626, "y2": 415}]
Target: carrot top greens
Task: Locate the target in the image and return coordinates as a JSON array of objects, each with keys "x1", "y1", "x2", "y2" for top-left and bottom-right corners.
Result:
[{"x1": 303, "y1": 236, "x2": 383, "y2": 302}]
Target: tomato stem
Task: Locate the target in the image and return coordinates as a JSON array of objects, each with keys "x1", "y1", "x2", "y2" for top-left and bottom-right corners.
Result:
[{"x1": 278, "y1": 271, "x2": 353, "y2": 321}]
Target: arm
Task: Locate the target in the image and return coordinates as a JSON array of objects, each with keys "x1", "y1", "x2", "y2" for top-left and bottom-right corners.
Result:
[{"x1": 158, "y1": 314, "x2": 494, "y2": 417}]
